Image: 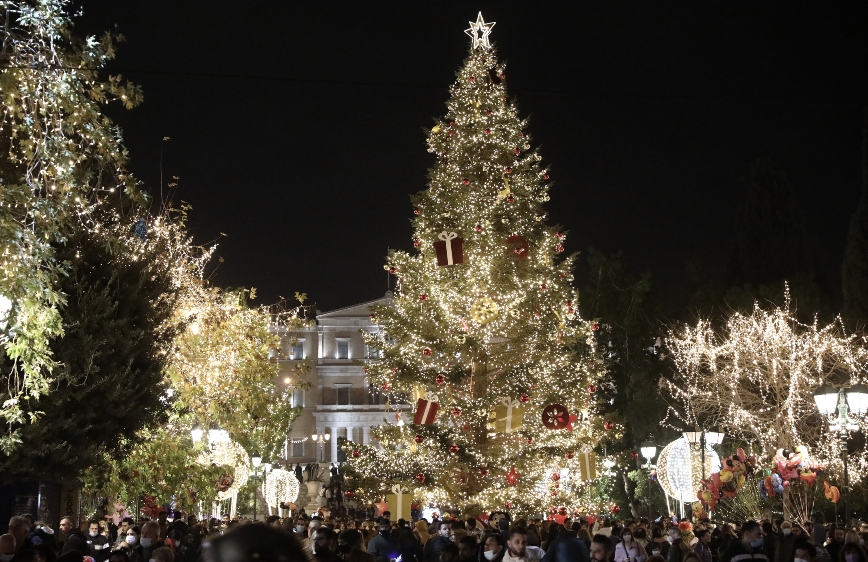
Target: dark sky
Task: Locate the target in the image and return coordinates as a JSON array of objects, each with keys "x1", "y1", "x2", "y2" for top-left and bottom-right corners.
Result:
[{"x1": 75, "y1": 2, "x2": 868, "y2": 312}]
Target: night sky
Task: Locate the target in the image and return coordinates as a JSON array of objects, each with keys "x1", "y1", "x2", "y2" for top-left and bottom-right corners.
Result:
[{"x1": 76, "y1": 2, "x2": 868, "y2": 312}]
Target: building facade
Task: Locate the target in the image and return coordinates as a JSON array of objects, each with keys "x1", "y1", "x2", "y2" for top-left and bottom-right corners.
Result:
[{"x1": 277, "y1": 292, "x2": 408, "y2": 466}]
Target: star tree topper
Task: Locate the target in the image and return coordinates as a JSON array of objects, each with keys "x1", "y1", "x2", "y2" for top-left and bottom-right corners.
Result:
[{"x1": 465, "y1": 12, "x2": 495, "y2": 49}]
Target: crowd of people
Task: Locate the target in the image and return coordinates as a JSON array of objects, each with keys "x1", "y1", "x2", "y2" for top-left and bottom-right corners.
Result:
[{"x1": 2, "y1": 510, "x2": 867, "y2": 562}]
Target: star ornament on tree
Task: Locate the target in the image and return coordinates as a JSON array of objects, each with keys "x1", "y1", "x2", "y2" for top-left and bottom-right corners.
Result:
[{"x1": 465, "y1": 12, "x2": 496, "y2": 49}]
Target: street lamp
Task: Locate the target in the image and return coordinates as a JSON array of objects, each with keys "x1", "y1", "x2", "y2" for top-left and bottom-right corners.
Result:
[
  {"x1": 250, "y1": 453, "x2": 272, "y2": 521},
  {"x1": 190, "y1": 423, "x2": 204, "y2": 443},
  {"x1": 683, "y1": 426, "x2": 725, "y2": 482},
  {"x1": 813, "y1": 383, "x2": 868, "y2": 525},
  {"x1": 311, "y1": 432, "x2": 331, "y2": 462},
  {"x1": 640, "y1": 435, "x2": 658, "y2": 468}
]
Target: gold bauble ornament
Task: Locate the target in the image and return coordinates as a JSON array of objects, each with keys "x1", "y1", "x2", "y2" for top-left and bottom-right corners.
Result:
[{"x1": 470, "y1": 297, "x2": 499, "y2": 324}]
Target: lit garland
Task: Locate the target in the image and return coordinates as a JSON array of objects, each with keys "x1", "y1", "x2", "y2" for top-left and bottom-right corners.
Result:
[
  {"x1": 263, "y1": 468, "x2": 300, "y2": 511},
  {"x1": 0, "y1": 0, "x2": 145, "y2": 452},
  {"x1": 663, "y1": 288, "x2": 868, "y2": 483},
  {"x1": 342, "y1": 16, "x2": 622, "y2": 517}
]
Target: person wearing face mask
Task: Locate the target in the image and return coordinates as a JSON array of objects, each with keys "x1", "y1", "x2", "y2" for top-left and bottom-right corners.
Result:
[
  {"x1": 424, "y1": 522, "x2": 453, "y2": 562},
  {"x1": 773, "y1": 522, "x2": 797, "y2": 562},
  {"x1": 722, "y1": 521, "x2": 768, "y2": 562},
  {"x1": 839, "y1": 543, "x2": 868, "y2": 562},
  {"x1": 121, "y1": 527, "x2": 141, "y2": 560},
  {"x1": 368, "y1": 519, "x2": 399, "y2": 562},
  {"x1": 85, "y1": 522, "x2": 110, "y2": 562},
  {"x1": 483, "y1": 534, "x2": 506, "y2": 562},
  {"x1": 128, "y1": 521, "x2": 158, "y2": 562},
  {"x1": 616, "y1": 529, "x2": 648, "y2": 562}
]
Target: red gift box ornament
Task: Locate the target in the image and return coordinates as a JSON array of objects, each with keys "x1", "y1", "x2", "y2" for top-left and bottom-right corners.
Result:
[
  {"x1": 434, "y1": 231, "x2": 464, "y2": 266},
  {"x1": 413, "y1": 394, "x2": 440, "y2": 425}
]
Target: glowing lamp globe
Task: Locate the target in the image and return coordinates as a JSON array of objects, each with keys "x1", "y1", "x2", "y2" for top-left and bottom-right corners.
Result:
[{"x1": 656, "y1": 436, "x2": 720, "y2": 503}]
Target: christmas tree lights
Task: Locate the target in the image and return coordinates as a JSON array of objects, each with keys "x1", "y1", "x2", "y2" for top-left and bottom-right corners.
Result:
[{"x1": 342, "y1": 15, "x2": 621, "y2": 516}]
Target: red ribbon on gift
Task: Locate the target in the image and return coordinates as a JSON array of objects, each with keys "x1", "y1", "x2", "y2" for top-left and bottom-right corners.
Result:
[{"x1": 413, "y1": 396, "x2": 440, "y2": 425}]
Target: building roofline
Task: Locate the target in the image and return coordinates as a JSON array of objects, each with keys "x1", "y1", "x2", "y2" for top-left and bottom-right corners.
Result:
[{"x1": 317, "y1": 292, "x2": 393, "y2": 318}]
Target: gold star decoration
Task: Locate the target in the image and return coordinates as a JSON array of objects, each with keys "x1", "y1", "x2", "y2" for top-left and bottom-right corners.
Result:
[{"x1": 465, "y1": 12, "x2": 496, "y2": 49}]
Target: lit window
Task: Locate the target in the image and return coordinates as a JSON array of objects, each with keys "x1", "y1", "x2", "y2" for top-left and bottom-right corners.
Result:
[{"x1": 336, "y1": 339, "x2": 349, "y2": 359}]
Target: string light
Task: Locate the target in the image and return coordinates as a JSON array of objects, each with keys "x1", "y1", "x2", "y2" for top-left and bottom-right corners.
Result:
[
  {"x1": 663, "y1": 287, "x2": 868, "y2": 484},
  {"x1": 464, "y1": 12, "x2": 496, "y2": 50}
]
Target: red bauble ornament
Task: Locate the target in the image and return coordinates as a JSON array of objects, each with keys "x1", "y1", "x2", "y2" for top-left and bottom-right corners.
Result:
[
  {"x1": 479, "y1": 468, "x2": 489, "y2": 476},
  {"x1": 351, "y1": 450, "x2": 361, "y2": 458},
  {"x1": 519, "y1": 132, "x2": 524, "y2": 138},
  {"x1": 551, "y1": 472, "x2": 561, "y2": 481},
  {"x1": 451, "y1": 407, "x2": 462, "y2": 417},
  {"x1": 449, "y1": 121, "x2": 456, "y2": 126},
  {"x1": 556, "y1": 244, "x2": 564, "y2": 253},
  {"x1": 565, "y1": 300, "x2": 572, "y2": 307},
  {"x1": 462, "y1": 178, "x2": 470, "y2": 185},
  {"x1": 549, "y1": 506, "x2": 557, "y2": 514},
  {"x1": 526, "y1": 438, "x2": 534, "y2": 445},
  {"x1": 413, "y1": 239, "x2": 421, "y2": 248},
  {"x1": 414, "y1": 435, "x2": 424, "y2": 444},
  {"x1": 415, "y1": 473, "x2": 426, "y2": 483},
  {"x1": 484, "y1": 127, "x2": 491, "y2": 134},
  {"x1": 475, "y1": 224, "x2": 483, "y2": 232},
  {"x1": 413, "y1": 209, "x2": 420, "y2": 215},
  {"x1": 558, "y1": 507, "x2": 568, "y2": 516},
  {"x1": 541, "y1": 283, "x2": 547, "y2": 290},
  {"x1": 519, "y1": 393, "x2": 530, "y2": 404},
  {"x1": 610, "y1": 504, "x2": 621, "y2": 514},
  {"x1": 556, "y1": 231, "x2": 564, "y2": 239},
  {"x1": 544, "y1": 174, "x2": 551, "y2": 180},
  {"x1": 500, "y1": 73, "x2": 506, "y2": 80},
  {"x1": 565, "y1": 451, "x2": 575, "y2": 459},
  {"x1": 363, "y1": 367, "x2": 370, "y2": 374},
  {"x1": 506, "y1": 195, "x2": 515, "y2": 203},
  {"x1": 631, "y1": 452, "x2": 639, "y2": 459},
  {"x1": 592, "y1": 323, "x2": 601, "y2": 331},
  {"x1": 469, "y1": 76, "x2": 476, "y2": 83},
  {"x1": 588, "y1": 384, "x2": 597, "y2": 393},
  {"x1": 419, "y1": 294, "x2": 428, "y2": 301},
  {"x1": 422, "y1": 347, "x2": 432, "y2": 357},
  {"x1": 389, "y1": 267, "x2": 397, "y2": 274},
  {"x1": 514, "y1": 148, "x2": 521, "y2": 155},
  {"x1": 381, "y1": 382, "x2": 392, "y2": 392},
  {"x1": 603, "y1": 420, "x2": 615, "y2": 431},
  {"x1": 449, "y1": 444, "x2": 460, "y2": 454},
  {"x1": 448, "y1": 130, "x2": 455, "y2": 137},
  {"x1": 436, "y1": 374, "x2": 447, "y2": 385},
  {"x1": 505, "y1": 502, "x2": 513, "y2": 509},
  {"x1": 550, "y1": 490, "x2": 558, "y2": 497},
  {"x1": 505, "y1": 167, "x2": 513, "y2": 174},
  {"x1": 345, "y1": 490, "x2": 355, "y2": 499}
]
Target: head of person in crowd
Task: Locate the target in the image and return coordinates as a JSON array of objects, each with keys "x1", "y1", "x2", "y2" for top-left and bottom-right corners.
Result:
[
  {"x1": 832, "y1": 525, "x2": 846, "y2": 544},
  {"x1": 845, "y1": 531, "x2": 862, "y2": 546},
  {"x1": 590, "y1": 534, "x2": 612, "y2": 562},
  {"x1": 483, "y1": 534, "x2": 505, "y2": 562},
  {"x1": 377, "y1": 519, "x2": 391, "y2": 538},
  {"x1": 458, "y1": 536, "x2": 478, "y2": 562},
  {"x1": 118, "y1": 519, "x2": 133, "y2": 538},
  {"x1": 740, "y1": 521, "x2": 764, "y2": 549},
  {"x1": 151, "y1": 547, "x2": 173, "y2": 562},
  {"x1": 794, "y1": 539, "x2": 816, "y2": 562},
  {"x1": 668, "y1": 525, "x2": 681, "y2": 543},
  {"x1": 140, "y1": 521, "x2": 159, "y2": 550},
  {"x1": 125, "y1": 526, "x2": 141, "y2": 547},
  {"x1": 506, "y1": 527, "x2": 527, "y2": 559},
  {"x1": 186, "y1": 516, "x2": 198, "y2": 527},
  {"x1": 8, "y1": 518, "x2": 29, "y2": 552},
  {"x1": 309, "y1": 519, "x2": 323, "y2": 538},
  {"x1": 696, "y1": 530, "x2": 711, "y2": 545},
  {"x1": 264, "y1": 516, "x2": 280, "y2": 528},
  {"x1": 108, "y1": 551, "x2": 130, "y2": 562},
  {"x1": 204, "y1": 524, "x2": 305, "y2": 562},
  {"x1": 440, "y1": 543, "x2": 460, "y2": 562},
  {"x1": 157, "y1": 512, "x2": 168, "y2": 526},
  {"x1": 436, "y1": 521, "x2": 450, "y2": 539},
  {"x1": 336, "y1": 529, "x2": 363, "y2": 557},
  {"x1": 314, "y1": 527, "x2": 337, "y2": 556},
  {"x1": 779, "y1": 522, "x2": 793, "y2": 537},
  {"x1": 841, "y1": 543, "x2": 868, "y2": 562}
]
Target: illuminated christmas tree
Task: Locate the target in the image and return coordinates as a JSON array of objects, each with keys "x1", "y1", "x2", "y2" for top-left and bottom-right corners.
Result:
[{"x1": 343, "y1": 14, "x2": 621, "y2": 516}]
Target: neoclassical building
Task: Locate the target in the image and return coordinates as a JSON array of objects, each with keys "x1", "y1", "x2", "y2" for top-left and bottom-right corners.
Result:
[{"x1": 276, "y1": 292, "x2": 409, "y2": 466}]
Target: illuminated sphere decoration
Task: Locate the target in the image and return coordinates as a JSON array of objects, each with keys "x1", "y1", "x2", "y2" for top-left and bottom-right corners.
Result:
[
  {"x1": 198, "y1": 438, "x2": 251, "y2": 501},
  {"x1": 656, "y1": 436, "x2": 720, "y2": 504},
  {"x1": 263, "y1": 468, "x2": 300, "y2": 510}
]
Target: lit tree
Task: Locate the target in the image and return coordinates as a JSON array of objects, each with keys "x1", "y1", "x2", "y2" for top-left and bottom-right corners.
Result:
[
  {"x1": 0, "y1": 0, "x2": 145, "y2": 451},
  {"x1": 342, "y1": 14, "x2": 621, "y2": 516},
  {"x1": 663, "y1": 289, "x2": 868, "y2": 484}
]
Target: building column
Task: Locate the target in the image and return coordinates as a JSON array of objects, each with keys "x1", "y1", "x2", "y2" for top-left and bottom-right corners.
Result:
[
  {"x1": 362, "y1": 426, "x2": 370, "y2": 445},
  {"x1": 330, "y1": 427, "x2": 338, "y2": 464},
  {"x1": 346, "y1": 426, "x2": 355, "y2": 445}
]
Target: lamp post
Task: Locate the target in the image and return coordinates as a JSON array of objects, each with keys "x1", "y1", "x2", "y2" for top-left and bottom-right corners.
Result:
[
  {"x1": 311, "y1": 431, "x2": 331, "y2": 462},
  {"x1": 813, "y1": 383, "x2": 868, "y2": 526},
  {"x1": 683, "y1": 426, "x2": 725, "y2": 482},
  {"x1": 640, "y1": 435, "x2": 658, "y2": 469}
]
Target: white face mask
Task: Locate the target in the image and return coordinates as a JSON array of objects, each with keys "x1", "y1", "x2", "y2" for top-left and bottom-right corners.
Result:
[
  {"x1": 782, "y1": 529, "x2": 791, "y2": 536},
  {"x1": 794, "y1": 558, "x2": 808, "y2": 562},
  {"x1": 140, "y1": 538, "x2": 153, "y2": 548},
  {"x1": 126, "y1": 535, "x2": 138, "y2": 545},
  {"x1": 484, "y1": 551, "x2": 497, "y2": 561},
  {"x1": 90, "y1": 531, "x2": 99, "y2": 537}
]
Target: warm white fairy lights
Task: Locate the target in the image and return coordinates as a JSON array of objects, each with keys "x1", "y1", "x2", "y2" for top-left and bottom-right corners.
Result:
[
  {"x1": 342, "y1": 20, "x2": 621, "y2": 517},
  {"x1": 656, "y1": 436, "x2": 720, "y2": 504},
  {"x1": 664, "y1": 288, "x2": 868, "y2": 484},
  {"x1": 263, "y1": 468, "x2": 300, "y2": 511}
]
